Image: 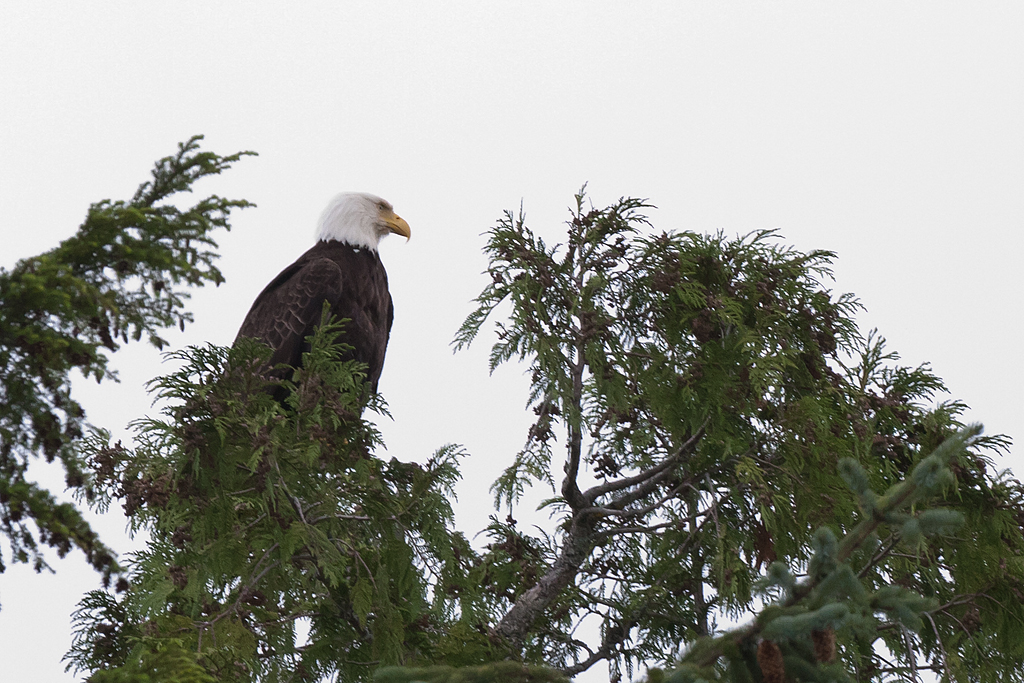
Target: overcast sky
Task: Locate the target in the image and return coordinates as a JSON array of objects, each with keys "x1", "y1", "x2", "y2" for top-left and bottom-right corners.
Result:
[{"x1": 1, "y1": 3, "x2": 1022, "y2": 682}]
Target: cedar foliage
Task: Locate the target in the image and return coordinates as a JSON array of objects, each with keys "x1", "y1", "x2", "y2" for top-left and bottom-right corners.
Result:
[
  {"x1": 374, "y1": 662, "x2": 568, "y2": 683},
  {"x1": 444, "y1": 191, "x2": 1024, "y2": 681},
  {"x1": 0, "y1": 136, "x2": 252, "y2": 589},
  {"x1": 653, "y1": 425, "x2": 982, "y2": 682},
  {"x1": 67, "y1": 320, "x2": 471, "y2": 681},
  {"x1": 56, "y1": 182, "x2": 1024, "y2": 683}
]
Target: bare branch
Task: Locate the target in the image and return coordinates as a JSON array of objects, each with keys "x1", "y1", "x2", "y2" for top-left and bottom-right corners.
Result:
[
  {"x1": 559, "y1": 617, "x2": 634, "y2": 677},
  {"x1": 924, "y1": 611, "x2": 951, "y2": 680},
  {"x1": 593, "y1": 521, "x2": 677, "y2": 539},
  {"x1": 582, "y1": 421, "x2": 707, "y2": 505},
  {"x1": 858, "y1": 532, "x2": 900, "y2": 578},
  {"x1": 562, "y1": 346, "x2": 588, "y2": 511},
  {"x1": 494, "y1": 515, "x2": 598, "y2": 649}
]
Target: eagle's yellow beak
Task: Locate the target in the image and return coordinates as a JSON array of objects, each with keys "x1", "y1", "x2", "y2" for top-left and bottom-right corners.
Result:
[{"x1": 383, "y1": 210, "x2": 411, "y2": 241}]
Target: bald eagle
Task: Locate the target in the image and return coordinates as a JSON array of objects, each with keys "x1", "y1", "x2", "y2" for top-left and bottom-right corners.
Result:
[{"x1": 235, "y1": 192, "x2": 410, "y2": 398}]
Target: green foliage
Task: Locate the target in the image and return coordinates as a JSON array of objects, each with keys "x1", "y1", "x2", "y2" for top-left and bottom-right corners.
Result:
[
  {"x1": 373, "y1": 661, "x2": 568, "y2": 683},
  {"x1": 450, "y1": 190, "x2": 1024, "y2": 681},
  {"x1": 67, "y1": 318, "x2": 470, "y2": 682},
  {"x1": 658, "y1": 428, "x2": 980, "y2": 681},
  {"x1": 0, "y1": 136, "x2": 253, "y2": 585},
  {"x1": 89, "y1": 642, "x2": 215, "y2": 683},
  {"x1": 60, "y1": 186, "x2": 1024, "y2": 683}
]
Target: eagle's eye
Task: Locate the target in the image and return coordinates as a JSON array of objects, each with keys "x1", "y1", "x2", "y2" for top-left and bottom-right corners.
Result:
[{"x1": 378, "y1": 202, "x2": 389, "y2": 212}]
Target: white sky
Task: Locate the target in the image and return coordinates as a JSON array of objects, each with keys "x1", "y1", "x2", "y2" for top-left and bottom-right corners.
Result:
[{"x1": 1, "y1": 3, "x2": 1022, "y2": 682}]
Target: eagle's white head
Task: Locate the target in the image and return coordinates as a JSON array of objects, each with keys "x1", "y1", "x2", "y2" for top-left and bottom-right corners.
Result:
[{"x1": 315, "y1": 192, "x2": 412, "y2": 251}]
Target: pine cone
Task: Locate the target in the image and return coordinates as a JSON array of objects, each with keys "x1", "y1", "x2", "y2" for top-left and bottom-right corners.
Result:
[
  {"x1": 812, "y1": 628, "x2": 837, "y2": 663},
  {"x1": 757, "y1": 639, "x2": 786, "y2": 683}
]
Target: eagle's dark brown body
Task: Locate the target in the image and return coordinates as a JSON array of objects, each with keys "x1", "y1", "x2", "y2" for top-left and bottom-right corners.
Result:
[{"x1": 235, "y1": 240, "x2": 394, "y2": 394}]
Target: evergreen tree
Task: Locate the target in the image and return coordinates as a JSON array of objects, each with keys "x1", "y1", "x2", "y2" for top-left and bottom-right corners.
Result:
[
  {"x1": 0, "y1": 137, "x2": 253, "y2": 591},
  {"x1": 68, "y1": 321, "x2": 469, "y2": 681},
  {"x1": 447, "y1": 192, "x2": 1024, "y2": 681},
  {"x1": 63, "y1": 187, "x2": 1024, "y2": 682}
]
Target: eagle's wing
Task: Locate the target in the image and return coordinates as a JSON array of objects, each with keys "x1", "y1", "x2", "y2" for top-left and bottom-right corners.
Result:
[
  {"x1": 372, "y1": 292, "x2": 394, "y2": 395},
  {"x1": 236, "y1": 257, "x2": 345, "y2": 372}
]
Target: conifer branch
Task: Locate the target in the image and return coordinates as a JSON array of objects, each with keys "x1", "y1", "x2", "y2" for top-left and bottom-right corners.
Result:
[
  {"x1": 681, "y1": 427, "x2": 977, "y2": 675},
  {"x1": 581, "y1": 422, "x2": 707, "y2": 505},
  {"x1": 0, "y1": 136, "x2": 253, "y2": 583}
]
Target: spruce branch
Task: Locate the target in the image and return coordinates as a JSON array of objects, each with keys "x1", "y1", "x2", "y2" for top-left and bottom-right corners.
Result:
[
  {"x1": 670, "y1": 426, "x2": 978, "y2": 680},
  {"x1": 0, "y1": 135, "x2": 253, "y2": 588}
]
